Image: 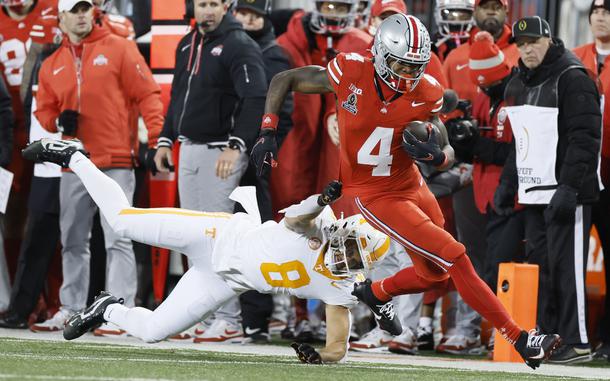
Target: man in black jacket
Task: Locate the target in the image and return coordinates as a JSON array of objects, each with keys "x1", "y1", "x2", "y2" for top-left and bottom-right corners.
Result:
[
  {"x1": 495, "y1": 16, "x2": 601, "y2": 364},
  {"x1": 153, "y1": 0, "x2": 267, "y2": 342},
  {"x1": 233, "y1": 0, "x2": 293, "y2": 344},
  {"x1": 0, "y1": 74, "x2": 14, "y2": 313}
]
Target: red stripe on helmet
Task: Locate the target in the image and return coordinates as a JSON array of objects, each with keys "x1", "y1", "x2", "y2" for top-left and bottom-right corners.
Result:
[{"x1": 409, "y1": 16, "x2": 419, "y2": 54}]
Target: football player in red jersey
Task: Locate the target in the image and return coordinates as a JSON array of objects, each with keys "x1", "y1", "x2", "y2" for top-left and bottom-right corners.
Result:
[{"x1": 252, "y1": 13, "x2": 562, "y2": 369}]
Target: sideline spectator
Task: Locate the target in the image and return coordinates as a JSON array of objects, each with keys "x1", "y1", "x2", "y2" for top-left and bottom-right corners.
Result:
[
  {"x1": 451, "y1": 31, "x2": 525, "y2": 298},
  {"x1": 31, "y1": 0, "x2": 163, "y2": 332},
  {"x1": 0, "y1": 75, "x2": 14, "y2": 313},
  {"x1": 0, "y1": 0, "x2": 142, "y2": 331},
  {"x1": 496, "y1": 16, "x2": 601, "y2": 364},
  {"x1": 0, "y1": 0, "x2": 54, "y2": 311},
  {"x1": 431, "y1": 0, "x2": 474, "y2": 62},
  {"x1": 429, "y1": 0, "x2": 519, "y2": 355},
  {"x1": 153, "y1": 0, "x2": 267, "y2": 342},
  {"x1": 572, "y1": 0, "x2": 610, "y2": 359}
]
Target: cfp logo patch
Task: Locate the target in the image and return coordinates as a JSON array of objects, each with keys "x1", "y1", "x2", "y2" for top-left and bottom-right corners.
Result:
[
  {"x1": 341, "y1": 93, "x2": 358, "y2": 115},
  {"x1": 518, "y1": 20, "x2": 527, "y2": 31},
  {"x1": 93, "y1": 54, "x2": 108, "y2": 66}
]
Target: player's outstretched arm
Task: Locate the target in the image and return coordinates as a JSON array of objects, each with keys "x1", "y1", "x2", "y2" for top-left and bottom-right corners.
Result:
[
  {"x1": 283, "y1": 181, "x2": 342, "y2": 233},
  {"x1": 265, "y1": 65, "x2": 335, "y2": 116},
  {"x1": 429, "y1": 115, "x2": 455, "y2": 171},
  {"x1": 290, "y1": 304, "x2": 350, "y2": 364},
  {"x1": 251, "y1": 67, "x2": 335, "y2": 176},
  {"x1": 319, "y1": 304, "x2": 350, "y2": 362}
]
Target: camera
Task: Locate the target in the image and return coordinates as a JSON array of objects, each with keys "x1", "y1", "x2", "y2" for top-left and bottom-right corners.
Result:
[{"x1": 446, "y1": 100, "x2": 478, "y2": 143}]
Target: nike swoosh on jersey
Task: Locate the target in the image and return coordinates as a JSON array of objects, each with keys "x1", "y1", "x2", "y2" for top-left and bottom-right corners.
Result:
[
  {"x1": 53, "y1": 66, "x2": 65, "y2": 76},
  {"x1": 456, "y1": 64, "x2": 469, "y2": 71},
  {"x1": 412, "y1": 101, "x2": 426, "y2": 107}
]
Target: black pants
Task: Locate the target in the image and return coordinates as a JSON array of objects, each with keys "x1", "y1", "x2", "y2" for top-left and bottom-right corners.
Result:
[
  {"x1": 9, "y1": 177, "x2": 60, "y2": 319},
  {"x1": 524, "y1": 205, "x2": 592, "y2": 346},
  {"x1": 593, "y1": 189, "x2": 610, "y2": 343},
  {"x1": 483, "y1": 207, "x2": 526, "y2": 292}
]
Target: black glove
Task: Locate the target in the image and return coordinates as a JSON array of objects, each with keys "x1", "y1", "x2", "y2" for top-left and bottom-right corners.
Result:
[
  {"x1": 291, "y1": 342, "x2": 322, "y2": 364},
  {"x1": 57, "y1": 110, "x2": 79, "y2": 136},
  {"x1": 318, "y1": 180, "x2": 342, "y2": 206},
  {"x1": 145, "y1": 148, "x2": 159, "y2": 175},
  {"x1": 545, "y1": 184, "x2": 578, "y2": 223},
  {"x1": 493, "y1": 181, "x2": 516, "y2": 216},
  {"x1": 251, "y1": 129, "x2": 278, "y2": 177},
  {"x1": 402, "y1": 126, "x2": 446, "y2": 167}
]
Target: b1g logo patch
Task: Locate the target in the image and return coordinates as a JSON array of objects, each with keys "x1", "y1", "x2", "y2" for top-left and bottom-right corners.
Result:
[{"x1": 341, "y1": 93, "x2": 358, "y2": 115}]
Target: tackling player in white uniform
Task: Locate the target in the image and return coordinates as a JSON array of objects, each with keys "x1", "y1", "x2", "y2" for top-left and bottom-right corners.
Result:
[{"x1": 22, "y1": 138, "x2": 394, "y2": 364}]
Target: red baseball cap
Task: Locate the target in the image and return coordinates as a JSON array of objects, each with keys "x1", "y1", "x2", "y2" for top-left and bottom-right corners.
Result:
[
  {"x1": 371, "y1": 0, "x2": 407, "y2": 18},
  {"x1": 475, "y1": 0, "x2": 508, "y2": 8}
]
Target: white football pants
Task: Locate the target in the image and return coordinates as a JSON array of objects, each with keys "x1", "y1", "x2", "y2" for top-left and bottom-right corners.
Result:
[{"x1": 69, "y1": 152, "x2": 238, "y2": 342}]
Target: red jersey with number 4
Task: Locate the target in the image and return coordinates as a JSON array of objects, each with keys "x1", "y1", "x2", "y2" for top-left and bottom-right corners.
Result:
[{"x1": 327, "y1": 52, "x2": 444, "y2": 197}]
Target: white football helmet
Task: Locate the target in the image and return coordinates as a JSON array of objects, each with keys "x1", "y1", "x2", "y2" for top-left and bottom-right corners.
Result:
[
  {"x1": 310, "y1": 0, "x2": 359, "y2": 34},
  {"x1": 372, "y1": 14, "x2": 432, "y2": 92},
  {"x1": 324, "y1": 214, "x2": 390, "y2": 277},
  {"x1": 434, "y1": 0, "x2": 475, "y2": 38}
]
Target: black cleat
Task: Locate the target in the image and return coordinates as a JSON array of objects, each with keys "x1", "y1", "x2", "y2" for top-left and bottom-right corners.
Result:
[
  {"x1": 63, "y1": 291, "x2": 123, "y2": 340},
  {"x1": 22, "y1": 138, "x2": 88, "y2": 168},
  {"x1": 416, "y1": 325, "x2": 434, "y2": 351},
  {"x1": 514, "y1": 329, "x2": 562, "y2": 369},
  {"x1": 352, "y1": 279, "x2": 402, "y2": 336},
  {"x1": 0, "y1": 311, "x2": 28, "y2": 329}
]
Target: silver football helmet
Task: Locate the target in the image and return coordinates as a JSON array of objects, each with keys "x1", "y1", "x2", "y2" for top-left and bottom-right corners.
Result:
[
  {"x1": 324, "y1": 215, "x2": 390, "y2": 277},
  {"x1": 310, "y1": 0, "x2": 359, "y2": 34},
  {"x1": 372, "y1": 14, "x2": 432, "y2": 92},
  {"x1": 434, "y1": 0, "x2": 475, "y2": 38}
]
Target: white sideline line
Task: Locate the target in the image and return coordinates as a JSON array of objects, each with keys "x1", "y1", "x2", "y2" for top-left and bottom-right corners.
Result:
[
  {"x1": 0, "y1": 375, "x2": 186, "y2": 381},
  {"x1": 1, "y1": 330, "x2": 609, "y2": 380},
  {"x1": 0, "y1": 352, "x2": 447, "y2": 373}
]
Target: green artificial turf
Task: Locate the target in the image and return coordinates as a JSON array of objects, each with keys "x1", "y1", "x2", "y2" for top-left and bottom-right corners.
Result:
[{"x1": 0, "y1": 337, "x2": 605, "y2": 381}]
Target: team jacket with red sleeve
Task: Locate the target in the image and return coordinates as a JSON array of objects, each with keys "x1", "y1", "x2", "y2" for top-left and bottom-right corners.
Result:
[{"x1": 35, "y1": 25, "x2": 163, "y2": 169}]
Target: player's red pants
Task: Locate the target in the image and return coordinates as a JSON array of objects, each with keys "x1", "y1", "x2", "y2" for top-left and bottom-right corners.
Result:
[{"x1": 355, "y1": 184, "x2": 521, "y2": 343}]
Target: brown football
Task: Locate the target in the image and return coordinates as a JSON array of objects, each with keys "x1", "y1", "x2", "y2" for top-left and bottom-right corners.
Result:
[{"x1": 403, "y1": 121, "x2": 443, "y2": 145}]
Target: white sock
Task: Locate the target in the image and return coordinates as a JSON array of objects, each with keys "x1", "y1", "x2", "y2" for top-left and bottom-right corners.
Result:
[{"x1": 419, "y1": 316, "x2": 432, "y2": 329}]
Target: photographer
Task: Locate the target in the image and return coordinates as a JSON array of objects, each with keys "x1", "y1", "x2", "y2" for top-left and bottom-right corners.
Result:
[{"x1": 449, "y1": 31, "x2": 524, "y2": 294}]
